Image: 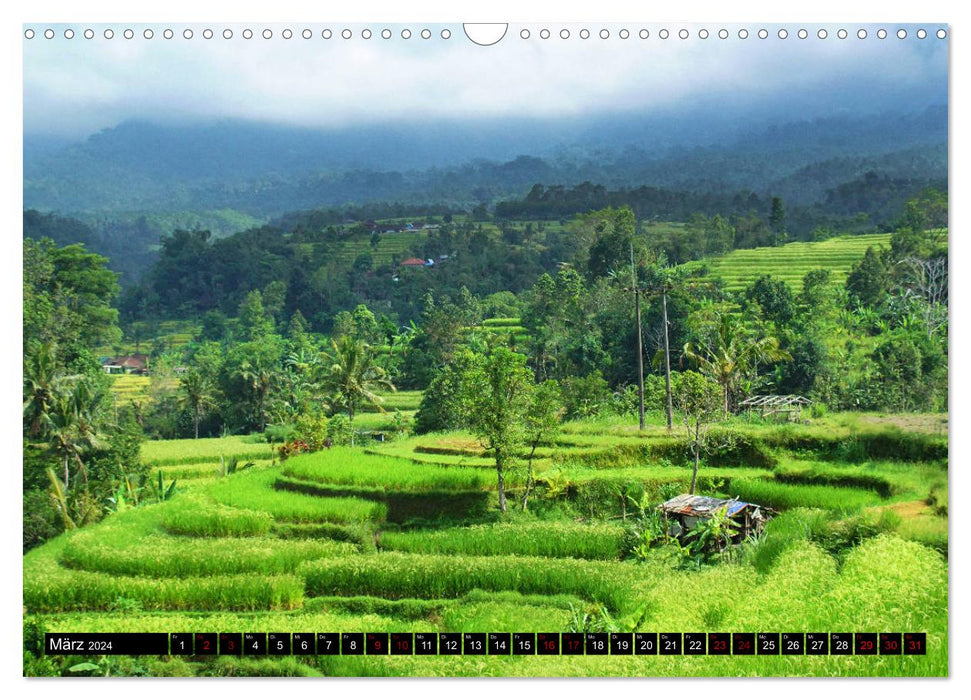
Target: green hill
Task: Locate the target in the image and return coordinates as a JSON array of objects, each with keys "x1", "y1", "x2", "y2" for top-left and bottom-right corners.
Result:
[{"x1": 685, "y1": 233, "x2": 892, "y2": 292}]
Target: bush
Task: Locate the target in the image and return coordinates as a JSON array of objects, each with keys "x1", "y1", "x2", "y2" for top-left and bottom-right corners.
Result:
[
  {"x1": 294, "y1": 414, "x2": 329, "y2": 451},
  {"x1": 23, "y1": 489, "x2": 61, "y2": 553},
  {"x1": 263, "y1": 424, "x2": 294, "y2": 444},
  {"x1": 561, "y1": 371, "x2": 612, "y2": 420},
  {"x1": 926, "y1": 482, "x2": 948, "y2": 516},
  {"x1": 326, "y1": 415, "x2": 353, "y2": 446}
]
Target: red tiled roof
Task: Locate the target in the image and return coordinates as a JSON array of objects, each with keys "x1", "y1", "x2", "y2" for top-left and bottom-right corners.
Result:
[{"x1": 400, "y1": 258, "x2": 427, "y2": 266}]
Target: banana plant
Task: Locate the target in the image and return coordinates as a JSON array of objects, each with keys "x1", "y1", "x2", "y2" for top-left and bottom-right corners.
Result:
[
  {"x1": 146, "y1": 470, "x2": 177, "y2": 503},
  {"x1": 219, "y1": 455, "x2": 256, "y2": 477},
  {"x1": 105, "y1": 475, "x2": 142, "y2": 513}
]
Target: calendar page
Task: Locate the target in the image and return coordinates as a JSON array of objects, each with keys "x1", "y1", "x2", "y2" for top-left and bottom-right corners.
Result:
[{"x1": 21, "y1": 16, "x2": 948, "y2": 679}]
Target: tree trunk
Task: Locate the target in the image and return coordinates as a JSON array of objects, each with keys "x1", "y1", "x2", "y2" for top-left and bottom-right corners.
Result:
[
  {"x1": 521, "y1": 442, "x2": 539, "y2": 511},
  {"x1": 63, "y1": 454, "x2": 70, "y2": 492},
  {"x1": 662, "y1": 289, "x2": 674, "y2": 430},
  {"x1": 521, "y1": 469, "x2": 533, "y2": 511},
  {"x1": 75, "y1": 453, "x2": 89, "y2": 487},
  {"x1": 723, "y1": 385, "x2": 730, "y2": 418},
  {"x1": 348, "y1": 403, "x2": 355, "y2": 447},
  {"x1": 496, "y1": 448, "x2": 507, "y2": 513},
  {"x1": 689, "y1": 423, "x2": 700, "y2": 495},
  {"x1": 193, "y1": 404, "x2": 200, "y2": 440},
  {"x1": 690, "y1": 448, "x2": 700, "y2": 495}
]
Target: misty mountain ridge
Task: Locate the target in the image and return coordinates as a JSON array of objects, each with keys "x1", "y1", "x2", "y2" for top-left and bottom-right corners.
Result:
[{"x1": 23, "y1": 105, "x2": 946, "y2": 217}]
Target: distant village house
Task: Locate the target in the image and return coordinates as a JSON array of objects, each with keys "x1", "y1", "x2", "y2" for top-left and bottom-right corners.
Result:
[{"x1": 101, "y1": 354, "x2": 149, "y2": 375}]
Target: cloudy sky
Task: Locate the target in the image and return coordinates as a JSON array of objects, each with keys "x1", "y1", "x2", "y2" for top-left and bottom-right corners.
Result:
[{"x1": 23, "y1": 22, "x2": 948, "y2": 139}]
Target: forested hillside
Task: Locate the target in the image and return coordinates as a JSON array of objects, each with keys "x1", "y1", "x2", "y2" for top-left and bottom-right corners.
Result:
[{"x1": 23, "y1": 107, "x2": 945, "y2": 286}]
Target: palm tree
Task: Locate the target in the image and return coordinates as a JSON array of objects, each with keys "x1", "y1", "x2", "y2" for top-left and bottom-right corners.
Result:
[
  {"x1": 179, "y1": 368, "x2": 216, "y2": 439},
  {"x1": 23, "y1": 343, "x2": 79, "y2": 439},
  {"x1": 683, "y1": 313, "x2": 790, "y2": 417},
  {"x1": 45, "y1": 380, "x2": 105, "y2": 491},
  {"x1": 281, "y1": 349, "x2": 329, "y2": 421},
  {"x1": 238, "y1": 358, "x2": 277, "y2": 433},
  {"x1": 319, "y1": 336, "x2": 395, "y2": 424},
  {"x1": 24, "y1": 343, "x2": 60, "y2": 439}
]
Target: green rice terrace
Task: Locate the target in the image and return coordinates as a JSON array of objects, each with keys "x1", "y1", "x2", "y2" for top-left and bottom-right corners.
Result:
[
  {"x1": 24, "y1": 411, "x2": 947, "y2": 677},
  {"x1": 684, "y1": 233, "x2": 893, "y2": 293}
]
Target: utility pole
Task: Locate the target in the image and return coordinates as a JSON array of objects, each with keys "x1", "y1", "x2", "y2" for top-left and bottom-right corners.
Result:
[
  {"x1": 661, "y1": 285, "x2": 674, "y2": 430},
  {"x1": 631, "y1": 244, "x2": 645, "y2": 430}
]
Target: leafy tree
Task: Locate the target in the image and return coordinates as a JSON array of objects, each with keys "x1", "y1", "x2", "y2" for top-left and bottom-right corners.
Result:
[
  {"x1": 238, "y1": 290, "x2": 274, "y2": 340},
  {"x1": 846, "y1": 247, "x2": 889, "y2": 309},
  {"x1": 899, "y1": 187, "x2": 948, "y2": 238},
  {"x1": 286, "y1": 310, "x2": 314, "y2": 356},
  {"x1": 400, "y1": 295, "x2": 467, "y2": 388},
  {"x1": 332, "y1": 310, "x2": 356, "y2": 339},
  {"x1": 320, "y1": 336, "x2": 395, "y2": 425},
  {"x1": 560, "y1": 370, "x2": 612, "y2": 420},
  {"x1": 198, "y1": 309, "x2": 229, "y2": 342},
  {"x1": 261, "y1": 280, "x2": 287, "y2": 326},
  {"x1": 798, "y1": 269, "x2": 834, "y2": 313},
  {"x1": 583, "y1": 207, "x2": 637, "y2": 280},
  {"x1": 522, "y1": 268, "x2": 604, "y2": 381},
  {"x1": 769, "y1": 196, "x2": 786, "y2": 243},
  {"x1": 520, "y1": 380, "x2": 563, "y2": 511},
  {"x1": 744, "y1": 275, "x2": 795, "y2": 327},
  {"x1": 673, "y1": 371, "x2": 722, "y2": 494},
  {"x1": 351, "y1": 304, "x2": 380, "y2": 344},
  {"x1": 414, "y1": 349, "x2": 476, "y2": 434},
  {"x1": 462, "y1": 347, "x2": 534, "y2": 513},
  {"x1": 777, "y1": 336, "x2": 828, "y2": 396},
  {"x1": 23, "y1": 238, "x2": 121, "y2": 359},
  {"x1": 458, "y1": 286, "x2": 483, "y2": 327},
  {"x1": 870, "y1": 330, "x2": 946, "y2": 412}
]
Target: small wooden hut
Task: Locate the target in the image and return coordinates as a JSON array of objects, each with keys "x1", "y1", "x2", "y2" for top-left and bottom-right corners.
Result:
[{"x1": 658, "y1": 494, "x2": 775, "y2": 544}]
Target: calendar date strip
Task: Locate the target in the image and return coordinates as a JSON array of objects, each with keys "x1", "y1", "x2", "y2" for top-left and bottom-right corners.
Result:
[{"x1": 45, "y1": 632, "x2": 926, "y2": 656}]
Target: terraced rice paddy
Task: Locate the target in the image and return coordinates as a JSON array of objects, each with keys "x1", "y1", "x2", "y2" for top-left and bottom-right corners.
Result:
[
  {"x1": 332, "y1": 231, "x2": 427, "y2": 266},
  {"x1": 24, "y1": 412, "x2": 947, "y2": 676},
  {"x1": 684, "y1": 233, "x2": 893, "y2": 292},
  {"x1": 107, "y1": 374, "x2": 152, "y2": 405}
]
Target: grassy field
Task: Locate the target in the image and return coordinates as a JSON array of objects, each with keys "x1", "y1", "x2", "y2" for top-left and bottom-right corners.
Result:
[
  {"x1": 24, "y1": 411, "x2": 947, "y2": 677},
  {"x1": 683, "y1": 233, "x2": 893, "y2": 292}
]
